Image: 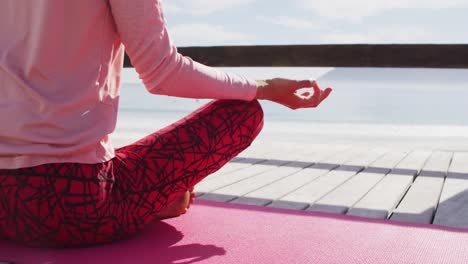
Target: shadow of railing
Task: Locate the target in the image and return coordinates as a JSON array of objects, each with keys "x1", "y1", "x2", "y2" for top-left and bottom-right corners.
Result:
[{"x1": 230, "y1": 156, "x2": 441, "y2": 177}]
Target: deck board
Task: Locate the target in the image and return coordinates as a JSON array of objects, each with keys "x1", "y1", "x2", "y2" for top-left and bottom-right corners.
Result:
[
  {"x1": 217, "y1": 149, "x2": 333, "y2": 196},
  {"x1": 195, "y1": 144, "x2": 298, "y2": 194},
  {"x1": 347, "y1": 150, "x2": 432, "y2": 219},
  {"x1": 195, "y1": 146, "x2": 316, "y2": 197},
  {"x1": 195, "y1": 159, "x2": 289, "y2": 195},
  {"x1": 433, "y1": 152, "x2": 468, "y2": 228},
  {"x1": 265, "y1": 147, "x2": 371, "y2": 209},
  {"x1": 227, "y1": 146, "x2": 347, "y2": 206},
  {"x1": 308, "y1": 150, "x2": 410, "y2": 214},
  {"x1": 198, "y1": 144, "x2": 274, "y2": 184},
  {"x1": 390, "y1": 151, "x2": 452, "y2": 224},
  {"x1": 192, "y1": 142, "x2": 468, "y2": 229},
  {"x1": 266, "y1": 148, "x2": 385, "y2": 209}
]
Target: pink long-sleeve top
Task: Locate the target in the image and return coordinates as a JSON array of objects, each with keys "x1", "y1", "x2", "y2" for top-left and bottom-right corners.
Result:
[{"x1": 0, "y1": 0, "x2": 257, "y2": 169}]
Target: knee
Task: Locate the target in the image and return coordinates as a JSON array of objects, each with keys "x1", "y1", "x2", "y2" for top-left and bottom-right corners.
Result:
[
  {"x1": 247, "y1": 99, "x2": 264, "y2": 119},
  {"x1": 245, "y1": 100, "x2": 264, "y2": 139},
  {"x1": 214, "y1": 99, "x2": 264, "y2": 141}
]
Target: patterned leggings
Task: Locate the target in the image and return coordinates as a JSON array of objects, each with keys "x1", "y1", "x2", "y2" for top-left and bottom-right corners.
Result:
[{"x1": 0, "y1": 100, "x2": 263, "y2": 247}]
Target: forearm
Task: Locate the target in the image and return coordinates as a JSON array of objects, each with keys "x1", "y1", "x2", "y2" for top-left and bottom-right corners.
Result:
[{"x1": 145, "y1": 53, "x2": 257, "y2": 100}]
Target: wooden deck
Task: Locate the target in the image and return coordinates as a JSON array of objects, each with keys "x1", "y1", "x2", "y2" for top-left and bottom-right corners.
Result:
[
  {"x1": 194, "y1": 142, "x2": 468, "y2": 229},
  {"x1": 121, "y1": 43, "x2": 468, "y2": 230}
]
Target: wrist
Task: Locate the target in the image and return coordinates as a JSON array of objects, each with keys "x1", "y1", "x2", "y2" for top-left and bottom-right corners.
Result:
[{"x1": 255, "y1": 80, "x2": 267, "y2": 99}]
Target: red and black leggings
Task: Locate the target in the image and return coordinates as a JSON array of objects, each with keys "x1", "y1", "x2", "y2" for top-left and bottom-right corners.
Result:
[{"x1": 0, "y1": 100, "x2": 263, "y2": 247}]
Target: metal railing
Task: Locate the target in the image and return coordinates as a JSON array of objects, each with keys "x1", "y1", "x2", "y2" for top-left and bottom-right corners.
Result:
[{"x1": 124, "y1": 44, "x2": 468, "y2": 69}]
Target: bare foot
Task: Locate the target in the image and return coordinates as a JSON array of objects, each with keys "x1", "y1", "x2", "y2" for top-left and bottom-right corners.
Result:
[{"x1": 155, "y1": 191, "x2": 193, "y2": 220}]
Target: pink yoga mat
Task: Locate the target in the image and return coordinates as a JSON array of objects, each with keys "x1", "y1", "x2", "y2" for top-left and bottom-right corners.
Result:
[{"x1": 1, "y1": 200, "x2": 468, "y2": 264}]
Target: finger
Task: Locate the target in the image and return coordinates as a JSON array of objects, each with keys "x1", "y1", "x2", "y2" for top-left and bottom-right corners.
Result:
[
  {"x1": 319, "y1": 87, "x2": 333, "y2": 102},
  {"x1": 311, "y1": 80, "x2": 321, "y2": 95},
  {"x1": 306, "y1": 89, "x2": 331, "y2": 107},
  {"x1": 295, "y1": 87, "x2": 332, "y2": 109}
]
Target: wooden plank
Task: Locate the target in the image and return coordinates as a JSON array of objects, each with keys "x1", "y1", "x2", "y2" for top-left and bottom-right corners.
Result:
[
  {"x1": 308, "y1": 150, "x2": 410, "y2": 214},
  {"x1": 237, "y1": 142, "x2": 294, "y2": 158},
  {"x1": 197, "y1": 158, "x2": 268, "y2": 184},
  {"x1": 232, "y1": 147, "x2": 350, "y2": 206},
  {"x1": 197, "y1": 144, "x2": 302, "y2": 185},
  {"x1": 236, "y1": 146, "x2": 268, "y2": 158},
  {"x1": 390, "y1": 151, "x2": 453, "y2": 224},
  {"x1": 205, "y1": 161, "x2": 264, "y2": 180},
  {"x1": 216, "y1": 167, "x2": 310, "y2": 203},
  {"x1": 236, "y1": 147, "x2": 362, "y2": 208},
  {"x1": 197, "y1": 144, "x2": 268, "y2": 185},
  {"x1": 267, "y1": 148, "x2": 385, "y2": 209},
  {"x1": 433, "y1": 152, "x2": 468, "y2": 228},
  {"x1": 198, "y1": 146, "x2": 336, "y2": 203},
  {"x1": 195, "y1": 159, "x2": 289, "y2": 195},
  {"x1": 124, "y1": 44, "x2": 468, "y2": 68},
  {"x1": 194, "y1": 147, "x2": 314, "y2": 196},
  {"x1": 347, "y1": 151, "x2": 432, "y2": 219}
]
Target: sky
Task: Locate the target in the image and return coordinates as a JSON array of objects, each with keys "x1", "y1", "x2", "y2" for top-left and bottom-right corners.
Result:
[{"x1": 162, "y1": 0, "x2": 468, "y2": 46}]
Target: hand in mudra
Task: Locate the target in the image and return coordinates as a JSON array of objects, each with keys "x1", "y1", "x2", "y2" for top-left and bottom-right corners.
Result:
[{"x1": 255, "y1": 78, "x2": 332, "y2": 110}]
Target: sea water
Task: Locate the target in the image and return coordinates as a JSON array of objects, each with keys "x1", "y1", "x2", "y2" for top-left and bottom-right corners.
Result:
[{"x1": 113, "y1": 67, "x2": 468, "y2": 150}]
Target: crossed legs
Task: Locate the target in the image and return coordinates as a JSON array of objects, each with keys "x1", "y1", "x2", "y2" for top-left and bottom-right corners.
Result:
[{"x1": 0, "y1": 100, "x2": 263, "y2": 247}]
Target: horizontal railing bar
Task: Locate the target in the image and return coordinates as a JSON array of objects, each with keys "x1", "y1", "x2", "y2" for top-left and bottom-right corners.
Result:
[{"x1": 123, "y1": 44, "x2": 468, "y2": 69}]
